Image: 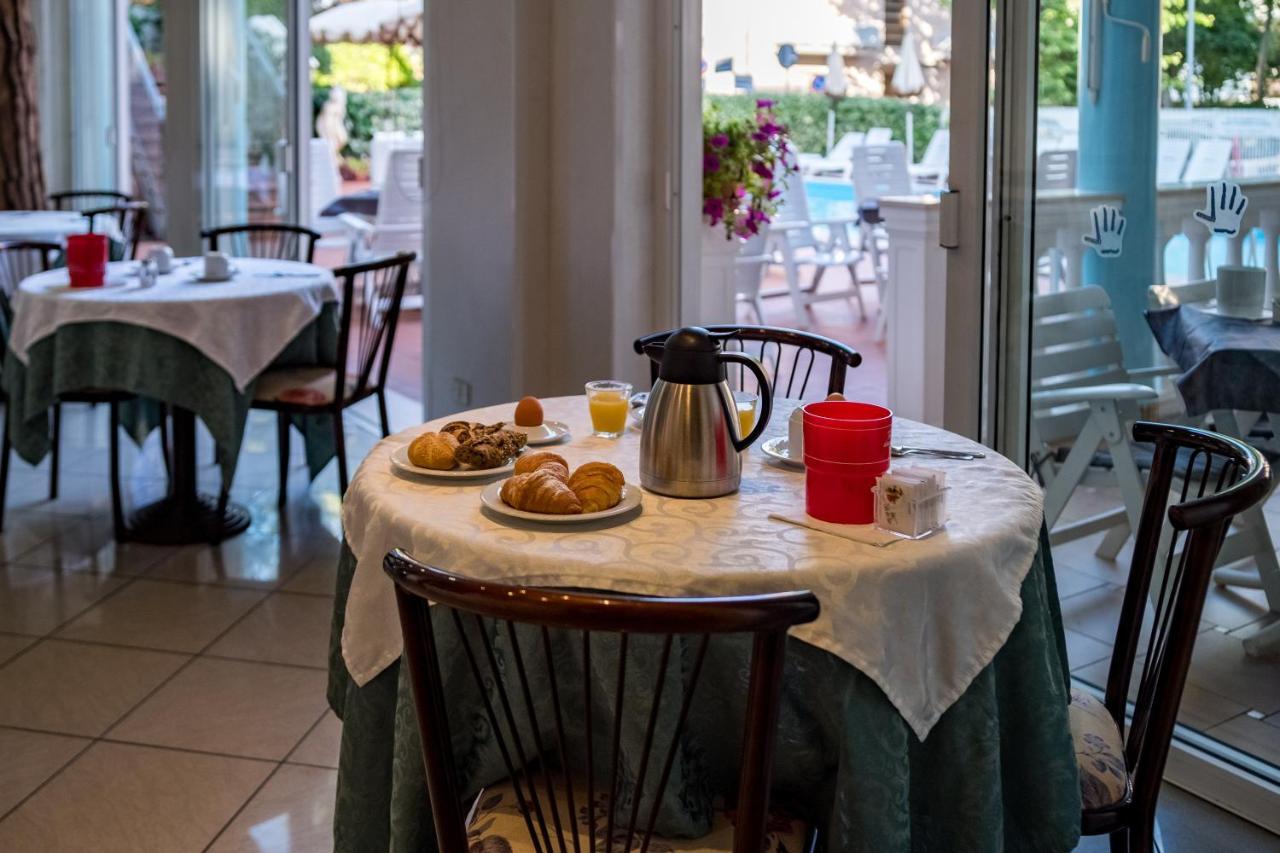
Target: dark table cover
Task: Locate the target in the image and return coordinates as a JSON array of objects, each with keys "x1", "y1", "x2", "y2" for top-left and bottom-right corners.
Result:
[{"x1": 1146, "y1": 305, "x2": 1280, "y2": 416}]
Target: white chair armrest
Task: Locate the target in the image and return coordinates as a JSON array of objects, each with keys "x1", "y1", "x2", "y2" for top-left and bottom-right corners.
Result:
[
  {"x1": 337, "y1": 212, "x2": 375, "y2": 239},
  {"x1": 1032, "y1": 383, "x2": 1159, "y2": 406},
  {"x1": 768, "y1": 220, "x2": 812, "y2": 232}
]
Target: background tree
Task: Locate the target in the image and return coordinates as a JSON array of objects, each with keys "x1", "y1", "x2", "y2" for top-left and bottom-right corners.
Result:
[
  {"x1": 1162, "y1": 0, "x2": 1259, "y2": 104},
  {"x1": 1039, "y1": 0, "x2": 1080, "y2": 106},
  {"x1": 0, "y1": 0, "x2": 46, "y2": 209}
]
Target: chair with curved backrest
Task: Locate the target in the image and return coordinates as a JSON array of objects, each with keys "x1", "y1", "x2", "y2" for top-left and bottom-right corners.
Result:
[
  {"x1": 633, "y1": 325, "x2": 861, "y2": 399},
  {"x1": 84, "y1": 201, "x2": 149, "y2": 260},
  {"x1": 0, "y1": 241, "x2": 128, "y2": 535},
  {"x1": 383, "y1": 548, "x2": 821, "y2": 853},
  {"x1": 249, "y1": 251, "x2": 414, "y2": 502},
  {"x1": 1072, "y1": 422, "x2": 1270, "y2": 852},
  {"x1": 49, "y1": 189, "x2": 133, "y2": 213},
  {"x1": 202, "y1": 223, "x2": 321, "y2": 263}
]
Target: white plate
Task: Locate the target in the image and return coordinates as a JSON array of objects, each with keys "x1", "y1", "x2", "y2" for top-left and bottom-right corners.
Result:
[
  {"x1": 390, "y1": 444, "x2": 516, "y2": 479},
  {"x1": 480, "y1": 480, "x2": 642, "y2": 524},
  {"x1": 511, "y1": 421, "x2": 571, "y2": 446},
  {"x1": 761, "y1": 436, "x2": 804, "y2": 469}
]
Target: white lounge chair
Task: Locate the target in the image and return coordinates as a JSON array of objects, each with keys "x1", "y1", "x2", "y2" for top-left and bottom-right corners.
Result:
[
  {"x1": 734, "y1": 227, "x2": 771, "y2": 322},
  {"x1": 1156, "y1": 137, "x2": 1193, "y2": 185},
  {"x1": 766, "y1": 175, "x2": 869, "y2": 327},
  {"x1": 341, "y1": 148, "x2": 424, "y2": 308},
  {"x1": 865, "y1": 127, "x2": 893, "y2": 145},
  {"x1": 308, "y1": 138, "x2": 350, "y2": 252},
  {"x1": 851, "y1": 142, "x2": 912, "y2": 339},
  {"x1": 1181, "y1": 139, "x2": 1233, "y2": 183},
  {"x1": 908, "y1": 129, "x2": 949, "y2": 188},
  {"x1": 798, "y1": 132, "x2": 866, "y2": 178}
]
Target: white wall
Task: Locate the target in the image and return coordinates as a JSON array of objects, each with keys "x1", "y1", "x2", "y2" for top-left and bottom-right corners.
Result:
[{"x1": 423, "y1": 0, "x2": 670, "y2": 416}]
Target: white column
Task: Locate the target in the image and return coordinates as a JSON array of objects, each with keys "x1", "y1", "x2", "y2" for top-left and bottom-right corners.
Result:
[
  {"x1": 1183, "y1": 216, "x2": 1210, "y2": 281},
  {"x1": 1057, "y1": 227, "x2": 1086, "y2": 289},
  {"x1": 1262, "y1": 208, "x2": 1280, "y2": 302},
  {"x1": 882, "y1": 196, "x2": 948, "y2": 427}
]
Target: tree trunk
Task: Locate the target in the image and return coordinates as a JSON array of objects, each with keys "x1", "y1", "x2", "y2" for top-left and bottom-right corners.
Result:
[
  {"x1": 1258, "y1": 1, "x2": 1277, "y2": 103},
  {"x1": 0, "y1": 0, "x2": 45, "y2": 210}
]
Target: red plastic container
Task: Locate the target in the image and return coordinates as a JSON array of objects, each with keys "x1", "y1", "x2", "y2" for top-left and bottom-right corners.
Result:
[
  {"x1": 66, "y1": 234, "x2": 108, "y2": 288},
  {"x1": 804, "y1": 455, "x2": 890, "y2": 524},
  {"x1": 801, "y1": 400, "x2": 892, "y2": 463}
]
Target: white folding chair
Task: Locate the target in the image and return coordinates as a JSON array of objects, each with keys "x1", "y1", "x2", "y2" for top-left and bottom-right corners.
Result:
[
  {"x1": 1156, "y1": 137, "x2": 1193, "y2": 185},
  {"x1": 733, "y1": 227, "x2": 771, "y2": 322},
  {"x1": 851, "y1": 142, "x2": 912, "y2": 339}
]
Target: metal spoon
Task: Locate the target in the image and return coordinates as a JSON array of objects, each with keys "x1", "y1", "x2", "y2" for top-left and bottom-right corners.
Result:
[{"x1": 891, "y1": 445, "x2": 985, "y2": 461}]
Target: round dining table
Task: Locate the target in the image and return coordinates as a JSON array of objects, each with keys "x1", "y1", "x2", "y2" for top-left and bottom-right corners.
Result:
[
  {"x1": 3, "y1": 257, "x2": 339, "y2": 544},
  {"x1": 327, "y1": 396, "x2": 1082, "y2": 852}
]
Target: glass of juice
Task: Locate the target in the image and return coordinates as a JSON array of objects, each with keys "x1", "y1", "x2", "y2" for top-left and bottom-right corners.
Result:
[
  {"x1": 585, "y1": 380, "x2": 632, "y2": 438},
  {"x1": 733, "y1": 391, "x2": 758, "y2": 439}
]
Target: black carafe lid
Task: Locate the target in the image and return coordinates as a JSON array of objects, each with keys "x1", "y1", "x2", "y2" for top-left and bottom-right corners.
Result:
[{"x1": 652, "y1": 326, "x2": 723, "y2": 385}]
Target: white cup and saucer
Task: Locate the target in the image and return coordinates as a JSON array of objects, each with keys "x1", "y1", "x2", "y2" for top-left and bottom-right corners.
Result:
[
  {"x1": 194, "y1": 251, "x2": 236, "y2": 283},
  {"x1": 1214, "y1": 265, "x2": 1268, "y2": 320}
]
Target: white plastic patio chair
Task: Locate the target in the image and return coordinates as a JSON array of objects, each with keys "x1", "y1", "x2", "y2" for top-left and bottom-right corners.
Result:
[
  {"x1": 851, "y1": 142, "x2": 912, "y2": 339},
  {"x1": 308, "y1": 138, "x2": 349, "y2": 251},
  {"x1": 1156, "y1": 137, "x2": 1193, "y2": 185},
  {"x1": 369, "y1": 130, "x2": 408, "y2": 187},
  {"x1": 797, "y1": 132, "x2": 865, "y2": 178},
  {"x1": 1035, "y1": 149, "x2": 1077, "y2": 189},
  {"x1": 1181, "y1": 139, "x2": 1233, "y2": 183},
  {"x1": 908, "y1": 129, "x2": 950, "y2": 188},
  {"x1": 341, "y1": 148, "x2": 424, "y2": 308},
  {"x1": 766, "y1": 174, "x2": 869, "y2": 327},
  {"x1": 734, "y1": 226, "x2": 771, "y2": 322}
]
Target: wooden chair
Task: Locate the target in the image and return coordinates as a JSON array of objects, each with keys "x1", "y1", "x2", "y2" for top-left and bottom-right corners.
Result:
[
  {"x1": 383, "y1": 548, "x2": 821, "y2": 853},
  {"x1": 202, "y1": 223, "x2": 321, "y2": 263},
  {"x1": 84, "y1": 201, "x2": 149, "y2": 260},
  {"x1": 48, "y1": 189, "x2": 132, "y2": 212},
  {"x1": 249, "y1": 252, "x2": 413, "y2": 503},
  {"x1": 1072, "y1": 421, "x2": 1270, "y2": 852},
  {"x1": 0, "y1": 241, "x2": 128, "y2": 535},
  {"x1": 634, "y1": 324, "x2": 861, "y2": 399}
]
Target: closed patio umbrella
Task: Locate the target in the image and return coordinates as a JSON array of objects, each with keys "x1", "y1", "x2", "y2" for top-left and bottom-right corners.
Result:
[
  {"x1": 310, "y1": 0, "x2": 422, "y2": 47},
  {"x1": 891, "y1": 30, "x2": 925, "y2": 96}
]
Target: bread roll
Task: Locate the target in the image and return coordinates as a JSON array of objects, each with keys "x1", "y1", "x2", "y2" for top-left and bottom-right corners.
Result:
[{"x1": 407, "y1": 432, "x2": 458, "y2": 470}]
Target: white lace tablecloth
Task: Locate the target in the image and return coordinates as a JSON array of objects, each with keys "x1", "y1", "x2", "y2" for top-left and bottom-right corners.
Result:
[
  {"x1": 0, "y1": 210, "x2": 119, "y2": 243},
  {"x1": 341, "y1": 396, "x2": 1044, "y2": 740},
  {"x1": 9, "y1": 258, "x2": 338, "y2": 391}
]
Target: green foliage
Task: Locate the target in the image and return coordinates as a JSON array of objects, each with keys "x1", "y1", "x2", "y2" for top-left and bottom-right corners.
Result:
[
  {"x1": 1163, "y1": 0, "x2": 1262, "y2": 103},
  {"x1": 1039, "y1": 0, "x2": 1079, "y2": 106},
  {"x1": 313, "y1": 86, "x2": 422, "y2": 159},
  {"x1": 313, "y1": 43, "x2": 421, "y2": 92},
  {"x1": 703, "y1": 94, "x2": 943, "y2": 158},
  {"x1": 128, "y1": 3, "x2": 163, "y2": 58}
]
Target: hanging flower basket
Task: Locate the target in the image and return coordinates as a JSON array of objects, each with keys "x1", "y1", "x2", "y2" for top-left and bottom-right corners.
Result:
[{"x1": 702, "y1": 99, "x2": 795, "y2": 241}]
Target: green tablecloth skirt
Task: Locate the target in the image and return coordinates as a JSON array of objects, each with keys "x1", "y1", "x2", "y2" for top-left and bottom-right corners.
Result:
[
  {"x1": 326, "y1": 528, "x2": 1082, "y2": 852},
  {"x1": 2, "y1": 303, "x2": 341, "y2": 490}
]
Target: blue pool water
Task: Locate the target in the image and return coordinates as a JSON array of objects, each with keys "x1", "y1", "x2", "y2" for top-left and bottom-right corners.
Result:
[{"x1": 803, "y1": 178, "x2": 859, "y2": 221}]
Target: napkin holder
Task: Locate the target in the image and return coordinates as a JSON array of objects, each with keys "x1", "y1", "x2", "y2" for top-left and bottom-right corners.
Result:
[{"x1": 873, "y1": 467, "x2": 947, "y2": 539}]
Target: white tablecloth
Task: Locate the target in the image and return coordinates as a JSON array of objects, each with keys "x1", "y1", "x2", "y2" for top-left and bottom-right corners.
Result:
[
  {"x1": 341, "y1": 396, "x2": 1044, "y2": 740},
  {"x1": 8, "y1": 258, "x2": 338, "y2": 391},
  {"x1": 0, "y1": 210, "x2": 118, "y2": 244}
]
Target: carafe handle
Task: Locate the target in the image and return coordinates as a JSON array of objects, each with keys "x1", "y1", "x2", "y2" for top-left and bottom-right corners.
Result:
[{"x1": 718, "y1": 352, "x2": 773, "y2": 452}]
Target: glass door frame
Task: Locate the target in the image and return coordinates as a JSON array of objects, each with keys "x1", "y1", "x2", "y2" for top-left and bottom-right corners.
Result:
[{"x1": 985, "y1": 0, "x2": 1280, "y2": 829}]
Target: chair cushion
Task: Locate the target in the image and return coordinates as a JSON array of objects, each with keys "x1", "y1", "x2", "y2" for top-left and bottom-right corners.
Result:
[
  {"x1": 1069, "y1": 688, "x2": 1130, "y2": 812},
  {"x1": 468, "y1": 778, "x2": 809, "y2": 853},
  {"x1": 252, "y1": 366, "x2": 354, "y2": 406}
]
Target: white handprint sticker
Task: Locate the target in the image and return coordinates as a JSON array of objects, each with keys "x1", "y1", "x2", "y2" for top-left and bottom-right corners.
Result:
[
  {"x1": 1195, "y1": 181, "x2": 1249, "y2": 236},
  {"x1": 1083, "y1": 205, "x2": 1125, "y2": 257}
]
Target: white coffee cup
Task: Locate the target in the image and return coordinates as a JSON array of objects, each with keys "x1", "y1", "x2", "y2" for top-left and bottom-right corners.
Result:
[
  {"x1": 203, "y1": 251, "x2": 231, "y2": 281},
  {"x1": 1216, "y1": 265, "x2": 1266, "y2": 317},
  {"x1": 147, "y1": 246, "x2": 174, "y2": 274}
]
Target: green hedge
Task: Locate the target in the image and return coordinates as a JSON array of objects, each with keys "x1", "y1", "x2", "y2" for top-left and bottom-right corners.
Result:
[
  {"x1": 312, "y1": 86, "x2": 422, "y2": 160},
  {"x1": 704, "y1": 94, "x2": 945, "y2": 161}
]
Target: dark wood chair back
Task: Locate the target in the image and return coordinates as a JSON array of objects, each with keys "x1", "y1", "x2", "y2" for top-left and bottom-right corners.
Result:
[
  {"x1": 333, "y1": 252, "x2": 414, "y2": 404},
  {"x1": 633, "y1": 325, "x2": 861, "y2": 398},
  {"x1": 1095, "y1": 422, "x2": 1270, "y2": 837},
  {"x1": 0, "y1": 240, "x2": 58, "y2": 302},
  {"x1": 384, "y1": 549, "x2": 820, "y2": 853},
  {"x1": 49, "y1": 189, "x2": 132, "y2": 213},
  {"x1": 202, "y1": 223, "x2": 322, "y2": 263},
  {"x1": 84, "y1": 201, "x2": 149, "y2": 260}
]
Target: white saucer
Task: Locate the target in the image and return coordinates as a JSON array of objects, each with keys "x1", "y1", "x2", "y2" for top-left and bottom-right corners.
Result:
[
  {"x1": 190, "y1": 265, "x2": 238, "y2": 283},
  {"x1": 480, "y1": 480, "x2": 642, "y2": 524},
  {"x1": 511, "y1": 421, "x2": 571, "y2": 446},
  {"x1": 761, "y1": 436, "x2": 804, "y2": 470},
  {"x1": 390, "y1": 444, "x2": 516, "y2": 480},
  {"x1": 1203, "y1": 302, "x2": 1273, "y2": 322}
]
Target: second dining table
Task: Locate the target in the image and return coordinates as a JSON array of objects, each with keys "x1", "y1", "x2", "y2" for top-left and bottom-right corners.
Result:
[
  {"x1": 3, "y1": 256, "x2": 340, "y2": 543},
  {"x1": 328, "y1": 395, "x2": 1082, "y2": 852}
]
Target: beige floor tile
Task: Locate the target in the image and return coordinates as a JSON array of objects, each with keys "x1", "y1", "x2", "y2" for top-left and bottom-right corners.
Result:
[
  {"x1": 145, "y1": 535, "x2": 317, "y2": 589},
  {"x1": 1053, "y1": 565, "x2": 1110, "y2": 600},
  {"x1": 0, "y1": 566, "x2": 128, "y2": 636},
  {"x1": 0, "y1": 510, "x2": 61, "y2": 562},
  {"x1": 55, "y1": 579, "x2": 265, "y2": 653},
  {"x1": 1060, "y1": 583, "x2": 1127, "y2": 644},
  {"x1": 0, "y1": 728, "x2": 91, "y2": 815},
  {"x1": 287, "y1": 711, "x2": 341, "y2": 769},
  {"x1": 1205, "y1": 714, "x2": 1280, "y2": 766},
  {"x1": 0, "y1": 640, "x2": 188, "y2": 736},
  {"x1": 1187, "y1": 630, "x2": 1280, "y2": 715},
  {"x1": 109, "y1": 657, "x2": 327, "y2": 760},
  {"x1": 1069, "y1": 657, "x2": 1247, "y2": 731},
  {"x1": 1198, "y1": 583, "x2": 1273, "y2": 632},
  {"x1": 13, "y1": 527, "x2": 174, "y2": 577},
  {"x1": 0, "y1": 741, "x2": 272, "y2": 853},
  {"x1": 280, "y1": 554, "x2": 339, "y2": 596},
  {"x1": 1065, "y1": 629, "x2": 1112, "y2": 670},
  {"x1": 207, "y1": 592, "x2": 332, "y2": 668},
  {"x1": 207, "y1": 764, "x2": 337, "y2": 853},
  {"x1": 0, "y1": 633, "x2": 35, "y2": 666}
]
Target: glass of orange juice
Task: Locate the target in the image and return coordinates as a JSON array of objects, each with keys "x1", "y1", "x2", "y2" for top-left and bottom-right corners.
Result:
[
  {"x1": 733, "y1": 391, "x2": 758, "y2": 439},
  {"x1": 585, "y1": 380, "x2": 632, "y2": 438}
]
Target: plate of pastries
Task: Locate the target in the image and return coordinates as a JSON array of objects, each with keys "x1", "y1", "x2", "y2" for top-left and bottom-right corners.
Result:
[
  {"x1": 391, "y1": 421, "x2": 528, "y2": 479},
  {"x1": 479, "y1": 452, "x2": 640, "y2": 523}
]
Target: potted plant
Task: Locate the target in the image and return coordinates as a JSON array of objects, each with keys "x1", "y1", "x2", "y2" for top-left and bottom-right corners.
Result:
[{"x1": 700, "y1": 100, "x2": 794, "y2": 322}]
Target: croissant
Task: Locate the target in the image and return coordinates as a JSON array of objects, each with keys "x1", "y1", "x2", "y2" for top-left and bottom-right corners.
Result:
[
  {"x1": 514, "y1": 451, "x2": 570, "y2": 479},
  {"x1": 567, "y1": 462, "x2": 625, "y2": 513},
  {"x1": 501, "y1": 470, "x2": 583, "y2": 514},
  {"x1": 407, "y1": 431, "x2": 458, "y2": 470}
]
